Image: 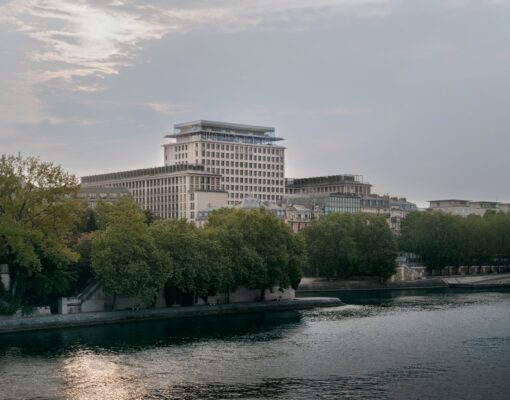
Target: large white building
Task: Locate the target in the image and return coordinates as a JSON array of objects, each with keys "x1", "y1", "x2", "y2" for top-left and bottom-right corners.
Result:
[
  {"x1": 81, "y1": 164, "x2": 227, "y2": 222},
  {"x1": 163, "y1": 120, "x2": 285, "y2": 205}
]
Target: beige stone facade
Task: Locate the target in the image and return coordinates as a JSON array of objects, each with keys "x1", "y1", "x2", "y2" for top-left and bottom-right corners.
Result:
[
  {"x1": 429, "y1": 199, "x2": 509, "y2": 216},
  {"x1": 81, "y1": 164, "x2": 227, "y2": 222},
  {"x1": 164, "y1": 120, "x2": 285, "y2": 205}
]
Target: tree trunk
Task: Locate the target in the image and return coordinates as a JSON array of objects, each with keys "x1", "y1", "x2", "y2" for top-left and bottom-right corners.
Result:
[
  {"x1": 260, "y1": 287, "x2": 266, "y2": 302},
  {"x1": 112, "y1": 293, "x2": 117, "y2": 311}
]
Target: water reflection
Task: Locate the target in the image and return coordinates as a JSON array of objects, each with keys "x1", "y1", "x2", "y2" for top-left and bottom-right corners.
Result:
[
  {"x1": 1, "y1": 289, "x2": 509, "y2": 400},
  {"x1": 60, "y1": 350, "x2": 148, "y2": 400},
  {"x1": 0, "y1": 311, "x2": 303, "y2": 357}
]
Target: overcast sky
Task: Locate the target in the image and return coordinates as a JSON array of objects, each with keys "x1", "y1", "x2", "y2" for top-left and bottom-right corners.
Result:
[{"x1": 1, "y1": 0, "x2": 509, "y2": 207}]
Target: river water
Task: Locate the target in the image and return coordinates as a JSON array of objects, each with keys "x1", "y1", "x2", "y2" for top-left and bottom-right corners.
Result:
[{"x1": 1, "y1": 288, "x2": 509, "y2": 400}]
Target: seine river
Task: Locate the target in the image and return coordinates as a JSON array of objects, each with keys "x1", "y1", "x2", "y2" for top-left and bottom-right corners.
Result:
[{"x1": 1, "y1": 288, "x2": 509, "y2": 400}]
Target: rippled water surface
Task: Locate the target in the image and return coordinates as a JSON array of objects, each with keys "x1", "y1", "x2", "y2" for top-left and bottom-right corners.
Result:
[{"x1": 1, "y1": 288, "x2": 510, "y2": 400}]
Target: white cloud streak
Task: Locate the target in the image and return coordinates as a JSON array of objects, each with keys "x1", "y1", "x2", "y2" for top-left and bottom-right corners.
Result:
[
  {"x1": 1, "y1": 0, "x2": 394, "y2": 85},
  {"x1": 0, "y1": 0, "x2": 392, "y2": 127}
]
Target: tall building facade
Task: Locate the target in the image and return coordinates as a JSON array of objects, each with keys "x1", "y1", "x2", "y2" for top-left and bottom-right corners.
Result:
[
  {"x1": 81, "y1": 164, "x2": 227, "y2": 221},
  {"x1": 163, "y1": 120, "x2": 285, "y2": 205}
]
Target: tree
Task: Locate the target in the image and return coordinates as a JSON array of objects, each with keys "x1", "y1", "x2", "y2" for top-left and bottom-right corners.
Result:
[
  {"x1": 150, "y1": 220, "x2": 228, "y2": 305},
  {"x1": 207, "y1": 208, "x2": 305, "y2": 301},
  {"x1": 0, "y1": 154, "x2": 82, "y2": 309},
  {"x1": 301, "y1": 214, "x2": 359, "y2": 279},
  {"x1": 301, "y1": 213, "x2": 397, "y2": 281},
  {"x1": 355, "y1": 215, "x2": 398, "y2": 282},
  {"x1": 399, "y1": 211, "x2": 510, "y2": 269},
  {"x1": 91, "y1": 198, "x2": 172, "y2": 308}
]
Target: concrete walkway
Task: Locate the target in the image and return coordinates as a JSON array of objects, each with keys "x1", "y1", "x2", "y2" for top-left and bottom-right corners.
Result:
[
  {"x1": 0, "y1": 297, "x2": 342, "y2": 334},
  {"x1": 443, "y1": 273, "x2": 510, "y2": 287}
]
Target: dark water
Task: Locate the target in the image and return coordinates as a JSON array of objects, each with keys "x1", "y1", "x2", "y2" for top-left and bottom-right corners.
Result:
[{"x1": 1, "y1": 289, "x2": 510, "y2": 400}]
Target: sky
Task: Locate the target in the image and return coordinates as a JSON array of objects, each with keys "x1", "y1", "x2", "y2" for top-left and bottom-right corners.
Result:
[{"x1": 1, "y1": 0, "x2": 509, "y2": 207}]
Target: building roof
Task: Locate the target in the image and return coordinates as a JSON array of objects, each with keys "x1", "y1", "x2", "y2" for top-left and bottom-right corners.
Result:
[
  {"x1": 175, "y1": 120, "x2": 275, "y2": 133},
  {"x1": 166, "y1": 120, "x2": 283, "y2": 141},
  {"x1": 286, "y1": 175, "x2": 370, "y2": 187},
  {"x1": 81, "y1": 164, "x2": 220, "y2": 184}
]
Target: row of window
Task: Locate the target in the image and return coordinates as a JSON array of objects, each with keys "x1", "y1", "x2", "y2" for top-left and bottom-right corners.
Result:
[
  {"x1": 228, "y1": 193, "x2": 283, "y2": 201},
  {"x1": 224, "y1": 185, "x2": 284, "y2": 193},
  {"x1": 205, "y1": 167, "x2": 284, "y2": 178},
  {"x1": 204, "y1": 159, "x2": 284, "y2": 169},
  {"x1": 223, "y1": 177, "x2": 284, "y2": 185}
]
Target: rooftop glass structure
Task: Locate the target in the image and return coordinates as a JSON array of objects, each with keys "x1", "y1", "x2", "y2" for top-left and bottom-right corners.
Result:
[{"x1": 165, "y1": 120, "x2": 283, "y2": 145}]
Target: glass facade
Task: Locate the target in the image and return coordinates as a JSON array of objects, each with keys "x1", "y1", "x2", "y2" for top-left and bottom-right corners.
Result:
[{"x1": 325, "y1": 196, "x2": 361, "y2": 215}]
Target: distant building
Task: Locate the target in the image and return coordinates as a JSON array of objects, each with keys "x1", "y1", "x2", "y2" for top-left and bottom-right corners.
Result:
[
  {"x1": 285, "y1": 193, "x2": 361, "y2": 216},
  {"x1": 81, "y1": 164, "x2": 227, "y2": 222},
  {"x1": 77, "y1": 186, "x2": 131, "y2": 208},
  {"x1": 163, "y1": 120, "x2": 286, "y2": 205},
  {"x1": 285, "y1": 205, "x2": 313, "y2": 234},
  {"x1": 195, "y1": 196, "x2": 285, "y2": 228},
  {"x1": 283, "y1": 192, "x2": 416, "y2": 234},
  {"x1": 428, "y1": 199, "x2": 508, "y2": 216},
  {"x1": 286, "y1": 174, "x2": 371, "y2": 196}
]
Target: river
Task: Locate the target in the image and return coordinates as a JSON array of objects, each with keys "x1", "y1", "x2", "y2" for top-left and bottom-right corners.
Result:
[{"x1": 1, "y1": 288, "x2": 509, "y2": 400}]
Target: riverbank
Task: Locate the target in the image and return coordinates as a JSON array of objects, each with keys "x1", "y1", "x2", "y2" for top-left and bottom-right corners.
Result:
[
  {"x1": 297, "y1": 277, "x2": 448, "y2": 292},
  {"x1": 444, "y1": 273, "x2": 510, "y2": 288},
  {"x1": 0, "y1": 297, "x2": 342, "y2": 334},
  {"x1": 297, "y1": 273, "x2": 510, "y2": 292}
]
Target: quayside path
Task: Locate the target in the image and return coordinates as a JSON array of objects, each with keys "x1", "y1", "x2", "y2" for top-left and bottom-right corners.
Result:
[{"x1": 0, "y1": 297, "x2": 342, "y2": 334}]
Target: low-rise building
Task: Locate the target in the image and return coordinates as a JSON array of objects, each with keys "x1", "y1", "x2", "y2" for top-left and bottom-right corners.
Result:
[
  {"x1": 195, "y1": 196, "x2": 285, "y2": 227},
  {"x1": 77, "y1": 186, "x2": 132, "y2": 208},
  {"x1": 285, "y1": 205, "x2": 313, "y2": 234},
  {"x1": 428, "y1": 199, "x2": 508, "y2": 216}
]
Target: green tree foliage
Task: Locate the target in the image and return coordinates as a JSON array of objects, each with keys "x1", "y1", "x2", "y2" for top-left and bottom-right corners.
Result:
[
  {"x1": 0, "y1": 154, "x2": 83, "y2": 309},
  {"x1": 150, "y1": 220, "x2": 227, "y2": 304},
  {"x1": 91, "y1": 198, "x2": 172, "y2": 307},
  {"x1": 400, "y1": 211, "x2": 510, "y2": 268},
  {"x1": 356, "y1": 216, "x2": 399, "y2": 282},
  {"x1": 207, "y1": 209, "x2": 305, "y2": 300},
  {"x1": 301, "y1": 213, "x2": 397, "y2": 281}
]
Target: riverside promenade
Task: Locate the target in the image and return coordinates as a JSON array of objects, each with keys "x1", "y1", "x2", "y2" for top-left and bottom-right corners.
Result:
[
  {"x1": 0, "y1": 297, "x2": 342, "y2": 334},
  {"x1": 443, "y1": 273, "x2": 510, "y2": 288}
]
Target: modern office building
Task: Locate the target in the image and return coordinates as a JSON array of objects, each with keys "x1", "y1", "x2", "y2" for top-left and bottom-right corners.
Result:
[
  {"x1": 285, "y1": 175, "x2": 371, "y2": 196},
  {"x1": 81, "y1": 164, "x2": 227, "y2": 222},
  {"x1": 163, "y1": 120, "x2": 286, "y2": 205},
  {"x1": 283, "y1": 193, "x2": 361, "y2": 216}
]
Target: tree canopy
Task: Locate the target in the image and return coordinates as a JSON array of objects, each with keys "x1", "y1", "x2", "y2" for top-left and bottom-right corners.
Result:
[
  {"x1": 91, "y1": 198, "x2": 172, "y2": 307},
  {"x1": 0, "y1": 154, "x2": 83, "y2": 308},
  {"x1": 301, "y1": 213, "x2": 398, "y2": 281},
  {"x1": 400, "y1": 211, "x2": 510, "y2": 268},
  {"x1": 206, "y1": 208, "x2": 305, "y2": 299}
]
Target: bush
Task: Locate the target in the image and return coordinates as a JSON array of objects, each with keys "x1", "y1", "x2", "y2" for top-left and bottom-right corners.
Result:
[{"x1": 0, "y1": 298, "x2": 19, "y2": 315}]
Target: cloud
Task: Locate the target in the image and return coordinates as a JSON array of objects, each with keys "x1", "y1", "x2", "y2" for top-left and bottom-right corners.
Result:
[
  {"x1": 1, "y1": 0, "x2": 394, "y2": 85},
  {"x1": 0, "y1": 0, "x2": 393, "y2": 127},
  {"x1": 145, "y1": 101, "x2": 191, "y2": 116},
  {"x1": 1, "y1": 0, "x2": 168, "y2": 84}
]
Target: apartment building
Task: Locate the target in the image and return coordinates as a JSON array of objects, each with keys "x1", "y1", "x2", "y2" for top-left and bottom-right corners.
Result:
[
  {"x1": 428, "y1": 199, "x2": 509, "y2": 216},
  {"x1": 163, "y1": 120, "x2": 285, "y2": 205},
  {"x1": 81, "y1": 164, "x2": 227, "y2": 221}
]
